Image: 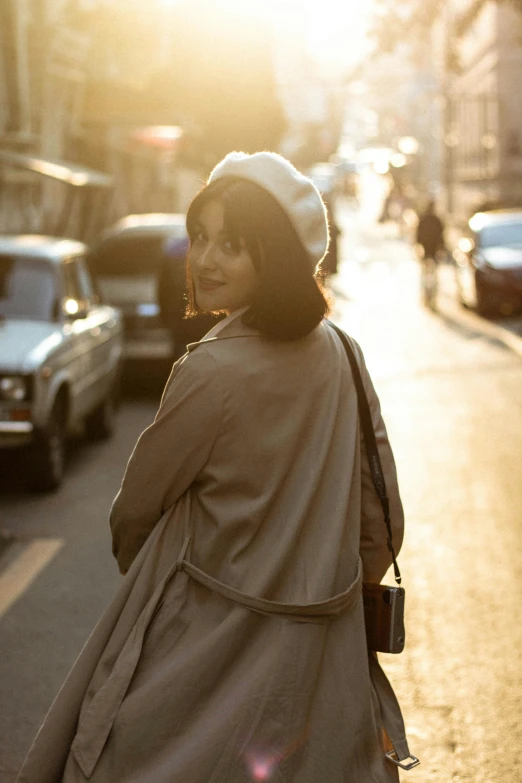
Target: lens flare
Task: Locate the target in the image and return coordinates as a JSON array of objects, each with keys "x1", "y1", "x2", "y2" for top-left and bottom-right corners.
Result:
[
  {"x1": 251, "y1": 758, "x2": 274, "y2": 780},
  {"x1": 242, "y1": 724, "x2": 309, "y2": 779}
]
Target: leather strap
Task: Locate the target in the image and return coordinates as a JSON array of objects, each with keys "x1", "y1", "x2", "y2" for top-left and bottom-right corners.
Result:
[{"x1": 327, "y1": 320, "x2": 401, "y2": 585}]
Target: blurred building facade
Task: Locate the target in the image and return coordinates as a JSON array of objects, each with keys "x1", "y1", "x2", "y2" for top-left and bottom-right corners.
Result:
[
  {"x1": 434, "y1": 0, "x2": 522, "y2": 222},
  {"x1": 0, "y1": 0, "x2": 288, "y2": 237},
  {"x1": 0, "y1": 0, "x2": 114, "y2": 238}
]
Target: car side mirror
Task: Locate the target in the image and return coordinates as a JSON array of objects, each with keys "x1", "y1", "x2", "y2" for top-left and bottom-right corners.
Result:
[{"x1": 62, "y1": 298, "x2": 89, "y2": 320}]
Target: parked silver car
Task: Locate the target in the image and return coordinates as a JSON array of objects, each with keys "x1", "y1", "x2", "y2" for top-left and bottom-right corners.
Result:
[{"x1": 0, "y1": 236, "x2": 123, "y2": 490}]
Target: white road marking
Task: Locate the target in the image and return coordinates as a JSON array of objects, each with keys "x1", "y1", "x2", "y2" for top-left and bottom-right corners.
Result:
[{"x1": 0, "y1": 538, "x2": 64, "y2": 618}]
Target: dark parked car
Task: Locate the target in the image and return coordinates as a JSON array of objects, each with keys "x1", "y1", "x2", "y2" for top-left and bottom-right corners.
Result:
[
  {"x1": 453, "y1": 209, "x2": 522, "y2": 316},
  {"x1": 88, "y1": 214, "x2": 219, "y2": 364}
]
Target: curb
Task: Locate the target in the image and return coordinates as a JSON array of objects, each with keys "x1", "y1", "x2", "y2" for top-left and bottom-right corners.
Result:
[{"x1": 437, "y1": 268, "x2": 522, "y2": 359}]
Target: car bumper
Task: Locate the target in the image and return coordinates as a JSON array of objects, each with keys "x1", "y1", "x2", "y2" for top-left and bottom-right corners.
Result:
[
  {"x1": 0, "y1": 406, "x2": 34, "y2": 447},
  {"x1": 478, "y1": 268, "x2": 522, "y2": 293},
  {"x1": 0, "y1": 422, "x2": 34, "y2": 448},
  {"x1": 123, "y1": 331, "x2": 174, "y2": 360}
]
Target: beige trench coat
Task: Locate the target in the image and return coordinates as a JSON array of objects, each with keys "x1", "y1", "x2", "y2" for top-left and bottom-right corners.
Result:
[{"x1": 17, "y1": 312, "x2": 411, "y2": 783}]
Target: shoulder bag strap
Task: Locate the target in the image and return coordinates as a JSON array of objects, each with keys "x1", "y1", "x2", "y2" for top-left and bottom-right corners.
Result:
[{"x1": 326, "y1": 320, "x2": 401, "y2": 585}]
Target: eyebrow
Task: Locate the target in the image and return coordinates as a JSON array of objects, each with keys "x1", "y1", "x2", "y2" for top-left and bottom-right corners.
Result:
[{"x1": 193, "y1": 221, "x2": 236, "y2": 239}]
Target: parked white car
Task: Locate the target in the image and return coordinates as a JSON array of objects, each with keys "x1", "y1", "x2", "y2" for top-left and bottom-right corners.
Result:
[{"x1": 0, "y1": 235, "x2": 123, "y2": 490}]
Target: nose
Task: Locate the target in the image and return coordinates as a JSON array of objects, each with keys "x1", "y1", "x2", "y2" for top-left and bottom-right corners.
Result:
[{"x1": 196, "y1": 241, "x2": 218, "y2": 270}]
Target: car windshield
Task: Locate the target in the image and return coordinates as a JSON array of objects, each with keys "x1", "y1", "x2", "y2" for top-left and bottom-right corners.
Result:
[
  {"x1": 0, "y1": 255, "x2": 58, "y2": 322},
  {"x1": 90, "y1": 234, "x2": 187, "y2": 275},
  {"x1": 89, "y1": 233, "x2": 188, "y2": 306},
  {"x1": 480, "y1": 221, "x2": 522, "y2": 248}
]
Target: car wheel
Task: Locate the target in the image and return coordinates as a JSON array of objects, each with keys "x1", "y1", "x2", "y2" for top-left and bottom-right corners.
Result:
[
  {"x1": 85, "y1": 378, "x2": 120, "y2": 440},
  {"x1": 29, "y1": 402, "x2": 66, "y2": 492},
  {"x1": 475, "y1": 277, "x2": 499, "y2": 317}
]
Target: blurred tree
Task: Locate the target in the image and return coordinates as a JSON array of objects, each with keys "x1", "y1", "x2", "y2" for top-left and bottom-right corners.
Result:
[
  {"x1": 63, "y1": 0, "x2": 285, "y2": 166},
  {"x1": 64, "y1": 0, "x2": 285, "y2": 173},
  {"x1": 370, "y1": 0, "x2": 443, "y2": 58},
  {"x1": 151, "y1": 0, "x2": 286, "y2": 167},
  {"x1": 83, "y1": 1, "x2": 164, "y2": 87},
  {"x1": 370, "y1": 0, "x2": 522, "y2": 63}
]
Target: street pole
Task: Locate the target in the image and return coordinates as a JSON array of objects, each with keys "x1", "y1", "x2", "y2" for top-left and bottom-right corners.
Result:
[
  {"x1": 444, "y1": 94, "x2": 454, "y2": 215},
  {"x1": 14, "y1": 0, "x2": 32, "y2": 135},
  {"x1": 443, "y1": 0, "x2": 454, "y2": 217}
]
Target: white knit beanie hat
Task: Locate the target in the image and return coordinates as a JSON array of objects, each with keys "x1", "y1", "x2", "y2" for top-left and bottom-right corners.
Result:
[{"x1": 207, "y1": 151, "x2": 330, "y2": 271}]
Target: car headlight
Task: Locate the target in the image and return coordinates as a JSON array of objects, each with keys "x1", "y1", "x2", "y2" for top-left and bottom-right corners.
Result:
[{"x1": 0, "y1": 376, "x2": 27, "y2": 401}]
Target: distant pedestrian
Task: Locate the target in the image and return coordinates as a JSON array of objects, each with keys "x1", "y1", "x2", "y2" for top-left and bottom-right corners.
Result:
[
  {"x1": 321, "y1": 196, "x2": 341, "y2": 275},
  {"x1": 416, "y1": 200, "x2": 445, "y2": 307},
  {"x1": 18, "y1": 152, "x2": 412, "y2": 783}
]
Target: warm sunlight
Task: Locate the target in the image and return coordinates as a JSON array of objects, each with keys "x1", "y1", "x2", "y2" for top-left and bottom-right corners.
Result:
[
  {"x1": 163, "y1": 0, "x2": 373, "y2": 72},
  {"x1": 290, "y1": 0, "x2": 373, "y2": 71}
]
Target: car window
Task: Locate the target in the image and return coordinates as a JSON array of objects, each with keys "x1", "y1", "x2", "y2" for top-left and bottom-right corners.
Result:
[
  {"x1": 480, "y1": 222, "x2": 522, "y2": 248},
  {"x1": 62, "y1": 257, "x2": 83, "y2": 301},
  {"x1": 75, "y1": 257, "x2": 95, "y2": 301},
  {"x1": 0, "y1": 255, "x2": 58, "y2": 322},
  {"x1": 62, "y1": 256, "x2": 94, "y2": 309},
  {"x1": 89, "y1": 235, "x2": 170, "y2": 276},
  {"x1": 89, "y1": 233, "x2": 188, "y2": 307},
  {"x1": 96, "y1": 275, "x2": 157, "y2": 306}
]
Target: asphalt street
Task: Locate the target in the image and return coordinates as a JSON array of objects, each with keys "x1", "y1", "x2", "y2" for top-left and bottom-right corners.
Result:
[{"x1": 1, "y1": 194, "x2": 522, "y2": 782}]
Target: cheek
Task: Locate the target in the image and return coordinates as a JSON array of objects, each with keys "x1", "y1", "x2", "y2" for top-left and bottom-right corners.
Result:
[
  {"x1": 246, "y1": 269, "x2": 260, "y2": 295},
  {"x1": 245, "y1": 262, "x2": 261, "y2": 292},
  {"x1": 232, "y1": 254, "x2": 258, "y2": 292},
  {"x1": 188, "y1": 248, "x2": 200, "y2": 275}
]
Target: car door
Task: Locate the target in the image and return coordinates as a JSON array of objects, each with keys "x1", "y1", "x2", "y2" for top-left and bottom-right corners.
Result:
[
  {"x1": 61, "y1": 255, "x2": 95, "y2": 420},
  {"x1": 75, "y1": 254, "x2": 122, "y2": 406}
]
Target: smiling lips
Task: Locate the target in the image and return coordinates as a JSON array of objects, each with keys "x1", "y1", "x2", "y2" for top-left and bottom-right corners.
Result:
[{"x1": 197, "y1": 276, "x2": 224, "y2": 291}]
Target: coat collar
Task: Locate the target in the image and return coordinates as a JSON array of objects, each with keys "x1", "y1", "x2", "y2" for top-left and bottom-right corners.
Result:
[{"x1": 186, "y1": 308, "x2": 260, "y2": 352}]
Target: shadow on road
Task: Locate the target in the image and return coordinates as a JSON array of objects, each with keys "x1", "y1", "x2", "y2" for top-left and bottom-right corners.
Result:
[
  {"x1": 435, "y1": 308, "x2": 511, "y2": 351},
  {"x1": 121, "y1": 360, "x2": 170, "y2": 400},
  {"x1": 491, "y1": 315, "x2": 522, "y2": 338},
  {"x1": 0, "y1": 366, "x2": 166, "y2": 498},
  {"x1": 0, "y1": 431, "x2": 118, "y2": 497}
]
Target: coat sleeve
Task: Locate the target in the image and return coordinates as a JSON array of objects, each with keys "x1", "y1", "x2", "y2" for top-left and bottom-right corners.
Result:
[
  {"x1": 351, "y1": 339, "x2": 405, "y2": 584},
  {"x1": 110, "y1": 348, "x2": 224, "y2": 575}
]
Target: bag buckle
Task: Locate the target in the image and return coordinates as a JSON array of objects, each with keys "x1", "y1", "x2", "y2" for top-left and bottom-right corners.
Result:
[{"x1": 386, "y1": 750, "x2": 420, "y2": 770}]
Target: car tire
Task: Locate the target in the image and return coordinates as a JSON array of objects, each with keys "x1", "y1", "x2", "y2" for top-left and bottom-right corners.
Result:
[
  {"x1": 85, "y1": 377, "x2": 120, "y2": 441},
  {"x1": 29, "y1": 401, "x2": 67, "y2": 492},
  {"x1": 475, "y1": 277, "x2": 499, "y2": 318}
]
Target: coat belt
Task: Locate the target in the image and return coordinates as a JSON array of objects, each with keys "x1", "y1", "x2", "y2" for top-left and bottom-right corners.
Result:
[{"x1": 71, "y1": 536, "x2": 409, "y2": 778}]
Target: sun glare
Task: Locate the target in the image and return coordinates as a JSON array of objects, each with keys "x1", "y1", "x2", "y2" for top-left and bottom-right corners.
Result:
[
  {"x1": 163, "y1": 0, "x2": 373, "y2": 71},
  {"x1": 271, "y1": 0, "x2": 372, "y2": 70}
]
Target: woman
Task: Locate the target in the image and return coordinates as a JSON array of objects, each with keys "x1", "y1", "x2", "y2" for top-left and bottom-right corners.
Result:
[{"x1": 17, "y1": 152, "x2": 412, "y2": 782}]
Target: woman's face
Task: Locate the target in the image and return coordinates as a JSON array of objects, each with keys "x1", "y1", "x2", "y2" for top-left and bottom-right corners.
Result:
[{"x1": 189, "y1": 199, "x2": 260, "y2": 314}]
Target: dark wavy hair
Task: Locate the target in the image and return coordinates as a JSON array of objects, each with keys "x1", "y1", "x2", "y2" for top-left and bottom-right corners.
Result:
[{"x1": 185, "y1": 177, "x2": 330, "y2": 341}]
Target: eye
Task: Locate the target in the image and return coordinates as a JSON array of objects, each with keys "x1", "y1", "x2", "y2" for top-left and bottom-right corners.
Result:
[
  {"x1": 193, "y1": 230, "x2": 207, "y2": 244},
  {"x1": 221, "y1": 238, "x2": 242, "y2": 255}
]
